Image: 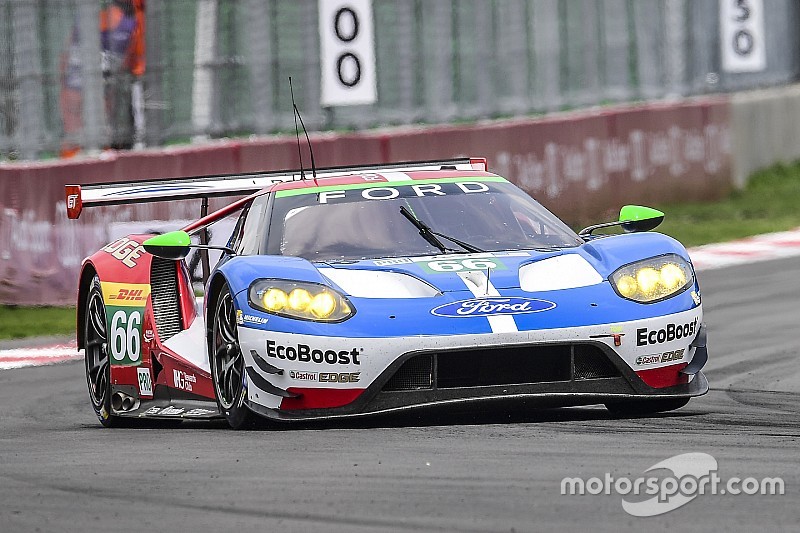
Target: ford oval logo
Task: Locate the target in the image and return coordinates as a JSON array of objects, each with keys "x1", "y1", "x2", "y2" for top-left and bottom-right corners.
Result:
[{"x1": 431, "y1": 297, "x2": 556, "y2": 317}]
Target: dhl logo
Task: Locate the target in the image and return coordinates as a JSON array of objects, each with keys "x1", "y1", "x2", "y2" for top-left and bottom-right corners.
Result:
[
  {"x1": 110, "y1": 288, "x2": 147, "y2": 302},
  {"x1": 101, "y1": 282, "x2": 151, "y2": 306}
]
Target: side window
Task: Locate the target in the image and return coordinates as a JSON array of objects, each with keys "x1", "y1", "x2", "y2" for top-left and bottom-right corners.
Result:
[
  {"x1": 228, "y1": 203, "x2": 251, "y2": 253},
  {"x1": 235, "y1": 194, "x2": 269, "y2": 255}
]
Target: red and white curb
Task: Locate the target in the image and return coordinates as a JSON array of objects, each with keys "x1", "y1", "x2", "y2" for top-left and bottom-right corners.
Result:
[
  {"x1": 0, "y1": 344, "x2": 81, "y2": 371},
  {"x1": 2, "y1": 228, "x2": 799, "y2": 371},
  {"x1": 688, "y1": 227, "x2": 800, "y2": 271}
]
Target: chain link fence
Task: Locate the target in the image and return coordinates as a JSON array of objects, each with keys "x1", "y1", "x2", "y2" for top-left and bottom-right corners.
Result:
[{"x1": 1, "y1": 0, "x2": 799, "y2": 161}]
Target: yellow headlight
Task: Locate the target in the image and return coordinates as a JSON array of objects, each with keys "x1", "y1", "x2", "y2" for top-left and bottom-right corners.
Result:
[
  {"x1": 636, "y1": 267, "x2": 661, "y2": 296},
  {"x1": 616, "y1": 275, "x2": 638, "y2": 298},
  {"x1": 262, "y1": 288, "x2": 288, "y2": 312},
  {"x1": 611, "y1": 255, "x2": 694, "y2": 303},
  {"x1": 288, "y1": 288, "x2": 312, "y2": 311},
  {"x1": 659, "y1": 263, "x2": 686, "y2": 290},
  {"x1": 309, "y1": 292, "x2": 337, "y2": 318},
  {"x1": 251, "y1": 280, "x2": 355, "y2": 321}
]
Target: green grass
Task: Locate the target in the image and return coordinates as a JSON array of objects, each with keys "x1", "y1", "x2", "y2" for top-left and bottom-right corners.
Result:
[
  {"x1": 3, "y1": 160, "x2": 800, "y2": 340},
  {"x1": 0, "y1": 306, "x2": 76, "y2": 340},
  {"x1": 652, "y1": 161, "x2": 800, "y2": 247}
]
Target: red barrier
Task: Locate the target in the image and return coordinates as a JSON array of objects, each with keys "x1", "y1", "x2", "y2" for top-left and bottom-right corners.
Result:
[{"x1": 0, "y1": 97, "x2": 731, "y2": 305}]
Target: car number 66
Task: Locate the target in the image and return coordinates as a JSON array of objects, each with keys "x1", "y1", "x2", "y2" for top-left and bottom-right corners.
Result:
[
  {"x1": 427, "y1": 258, "x2": 499, "y2": 272},
  {"x1": 110, "y1": 310, "x2": 141, "y2": 362}
]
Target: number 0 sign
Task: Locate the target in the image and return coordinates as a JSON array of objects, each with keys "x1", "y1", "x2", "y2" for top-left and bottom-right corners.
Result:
[{"x1": 319, "y1": 0, "x2": 377, "y2": 106}]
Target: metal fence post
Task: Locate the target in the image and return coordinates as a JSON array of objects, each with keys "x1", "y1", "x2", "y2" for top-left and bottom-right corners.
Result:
[
  {"x1": 686, "y1": 1, "x2": 717, "y2": 94},
  {"x1": 145, "y1": 0, "x2": 164, "y2": 147},
  {"x1": 192, "y1": 0, "x2": 218, "y2": 140},
  {"x1": 421, "y1": 1, "x2": 455, "y2": 122},
  {"x1": 302, "y1": 0, "x2": 323, "y2": 130},
  {"x1": 0, "y1": 2, "x2": 13, "y2": 157},
  {"x1": 394, "y1": 0, "x2": 416, "y2": 122},
  {"x1": 243, "y1": 0, "x2": 273, "y2": 135},
  {"x1": 664, "y1": 0, "x2": 686, "y2": 97},
  {"x1": 576, "y1": 0, "x2": 601, "y2": 106},
  {"x1": 632, "y1": 0, "x2": 664, "y2": 100},
  {"x1": 600, "y1": 0, "x2": 632, "y2": 102},
  {"x1": 473, "y1": 0, "x2": 494, "y2": 118},
  {"x1": 77, "y1": 0, "x2": 105, "y2": 152},
  {"x1": 495, "y1": 0, "x2": 529, "y2": 115},
  {"x1": 11, "y1": 0, "x2": 45, "y2": 158},
  {"x1": 531, "y1": 0, "x2": 561, "y2": 111}
]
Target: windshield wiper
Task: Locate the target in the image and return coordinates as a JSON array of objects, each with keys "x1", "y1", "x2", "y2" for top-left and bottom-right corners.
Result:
[{"x1": 399, "y1": 206, "x2": 483, "y2": 254}]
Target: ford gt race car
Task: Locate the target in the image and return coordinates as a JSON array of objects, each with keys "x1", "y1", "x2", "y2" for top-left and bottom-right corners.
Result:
[{"x1": 66, "y1": 158, "x2": 708, "y2": 428}]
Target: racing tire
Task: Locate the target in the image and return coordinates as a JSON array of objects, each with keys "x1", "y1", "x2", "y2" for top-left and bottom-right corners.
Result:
[
  {"x1": 210, "y1": 284, "x2": 257, "y2": 429},
  {"x1": 604, "y1": 397, "x2": 691, "y2": 416},
  {"x1": 84, "y1": 276, "x2": 125, "y2": 427}
]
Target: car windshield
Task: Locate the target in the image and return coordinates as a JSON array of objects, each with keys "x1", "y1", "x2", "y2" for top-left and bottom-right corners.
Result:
[{"x1": 265, "y1": 178, "x2": 583, "y2": 262}]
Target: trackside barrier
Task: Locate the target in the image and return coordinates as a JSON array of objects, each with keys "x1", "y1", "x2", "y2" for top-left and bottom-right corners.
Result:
[
  {"x1": 2, "y1": 97, "x2": 732, "y2": 305},
  {"x1": 730, "y1": 85, "x2": 800, "y2": 189}
]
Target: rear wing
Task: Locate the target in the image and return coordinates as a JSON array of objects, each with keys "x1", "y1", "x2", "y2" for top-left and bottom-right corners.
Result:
[{"x1": 64, "y1": 157, "x2": 487, "y2": 219}]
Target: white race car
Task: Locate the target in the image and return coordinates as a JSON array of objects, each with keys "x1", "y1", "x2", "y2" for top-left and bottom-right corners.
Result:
[{"x1": 67, "y1": 158, "x2": 708, "y2": 428}]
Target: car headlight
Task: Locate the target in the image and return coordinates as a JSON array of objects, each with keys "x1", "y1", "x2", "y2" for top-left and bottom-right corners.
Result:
[
  {"x1": 610, "y1": 254, "x2": 694, "y2": 303},
  {"x1": 248, "y1": 279, "x2": 355, "y2": 322}
]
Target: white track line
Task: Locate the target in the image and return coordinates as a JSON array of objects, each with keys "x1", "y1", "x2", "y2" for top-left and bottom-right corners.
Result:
[
  {"x1": 3, "y1": 228, "x2": 799, "y2": 371},
  {"x1": 688, "y1": 227, "x2": 800, "y2": 271},
  {"x1": 0, "y1": 344, "x2": 81, "y2": 370}
]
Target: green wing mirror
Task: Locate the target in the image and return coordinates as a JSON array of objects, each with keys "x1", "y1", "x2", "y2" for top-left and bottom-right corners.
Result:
[
  {"x1": 619, "y1": 205, "x2": 664, "y2": 233},
  {"x1": 143, "y1": 231, "x2": 191, "y2": 260},
  {"x1": 578, "y1": 205, "x2": 665, "y2": 236}
]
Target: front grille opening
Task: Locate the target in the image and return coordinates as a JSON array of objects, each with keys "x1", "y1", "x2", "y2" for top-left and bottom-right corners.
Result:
[
  {"x1": 150, "y1": 257, "x2": 182, "y2": 342},
  {"x1": 573, "y1": 344, "x2": 620, "y2": 379},
  {"x1": 381, "y1": 344, "x2": 620, "y2": 392},
  {"x1": 437, "y1": 345, "x2": 572, "y2": 388},
  {"x1": 383, "y1": 355, "x2": 433, "y2": 391}
]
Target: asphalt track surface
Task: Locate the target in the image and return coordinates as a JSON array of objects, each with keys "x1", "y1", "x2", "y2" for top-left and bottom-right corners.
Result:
[{"x1": 1, "y1": 258, "x2": 797, "y2": 532}]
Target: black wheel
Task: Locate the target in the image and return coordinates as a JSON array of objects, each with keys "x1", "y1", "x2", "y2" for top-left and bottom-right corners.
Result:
[
  {"x1": 211, "y1": 285, "x2": 256, "y2": 429},
  {"x1": 84, "y1": 276, "x2": 122, "y2": 427},
  {"x1": 605, "y1": 397, "x2": 691, "y2": 416}
]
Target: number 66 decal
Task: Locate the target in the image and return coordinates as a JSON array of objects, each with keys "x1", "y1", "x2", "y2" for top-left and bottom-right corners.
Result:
[
  {"x1": 422, "y1": 258, "x2": 505, "y2": 273},
  {"x1": 109, "y1": 309, "x2": 142, "y2": 363}
]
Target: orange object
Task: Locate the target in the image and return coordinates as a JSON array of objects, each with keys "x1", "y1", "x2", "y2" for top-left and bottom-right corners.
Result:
[
  {"x1": 100, "y1": 0, "x2": 146, "y2": 76},
  {"x1": 130, "y1": 0, "x2": 146, "y2": 77}
]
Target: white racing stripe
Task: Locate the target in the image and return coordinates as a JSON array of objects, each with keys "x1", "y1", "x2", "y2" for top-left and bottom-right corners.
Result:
[{"x1": 457, "y1": 271, "x2": 519, "y2": 333}]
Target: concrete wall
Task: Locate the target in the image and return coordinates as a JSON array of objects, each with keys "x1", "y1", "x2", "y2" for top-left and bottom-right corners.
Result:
[{"x1": 731, "y1": 84, "x2": 800, "y2": 188}]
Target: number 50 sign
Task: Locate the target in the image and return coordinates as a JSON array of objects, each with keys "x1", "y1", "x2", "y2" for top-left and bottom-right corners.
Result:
[
  {"x1": 319, "y1": 0, "x2": 377, "y2": 106},
  {"x1": 720, "y1": 0, "x2": 766, "y2": 73}
]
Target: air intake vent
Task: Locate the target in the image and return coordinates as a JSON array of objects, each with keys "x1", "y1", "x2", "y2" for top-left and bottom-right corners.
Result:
[
  {"x1": 381, "y1": 344, "x2": 619, "y2": 392},
  {"x1": 437, "y1": 345, "x2": 572, "y2": 388},
  {"x1": 573, "y1": 345, "x2": 620, "y2": 379},
  {"x1": 150, "y1": 257, "x2": 182, "y2": 342},
  {"x1": 383, "y1": 355, "x2": 433, "y2": 391}
]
